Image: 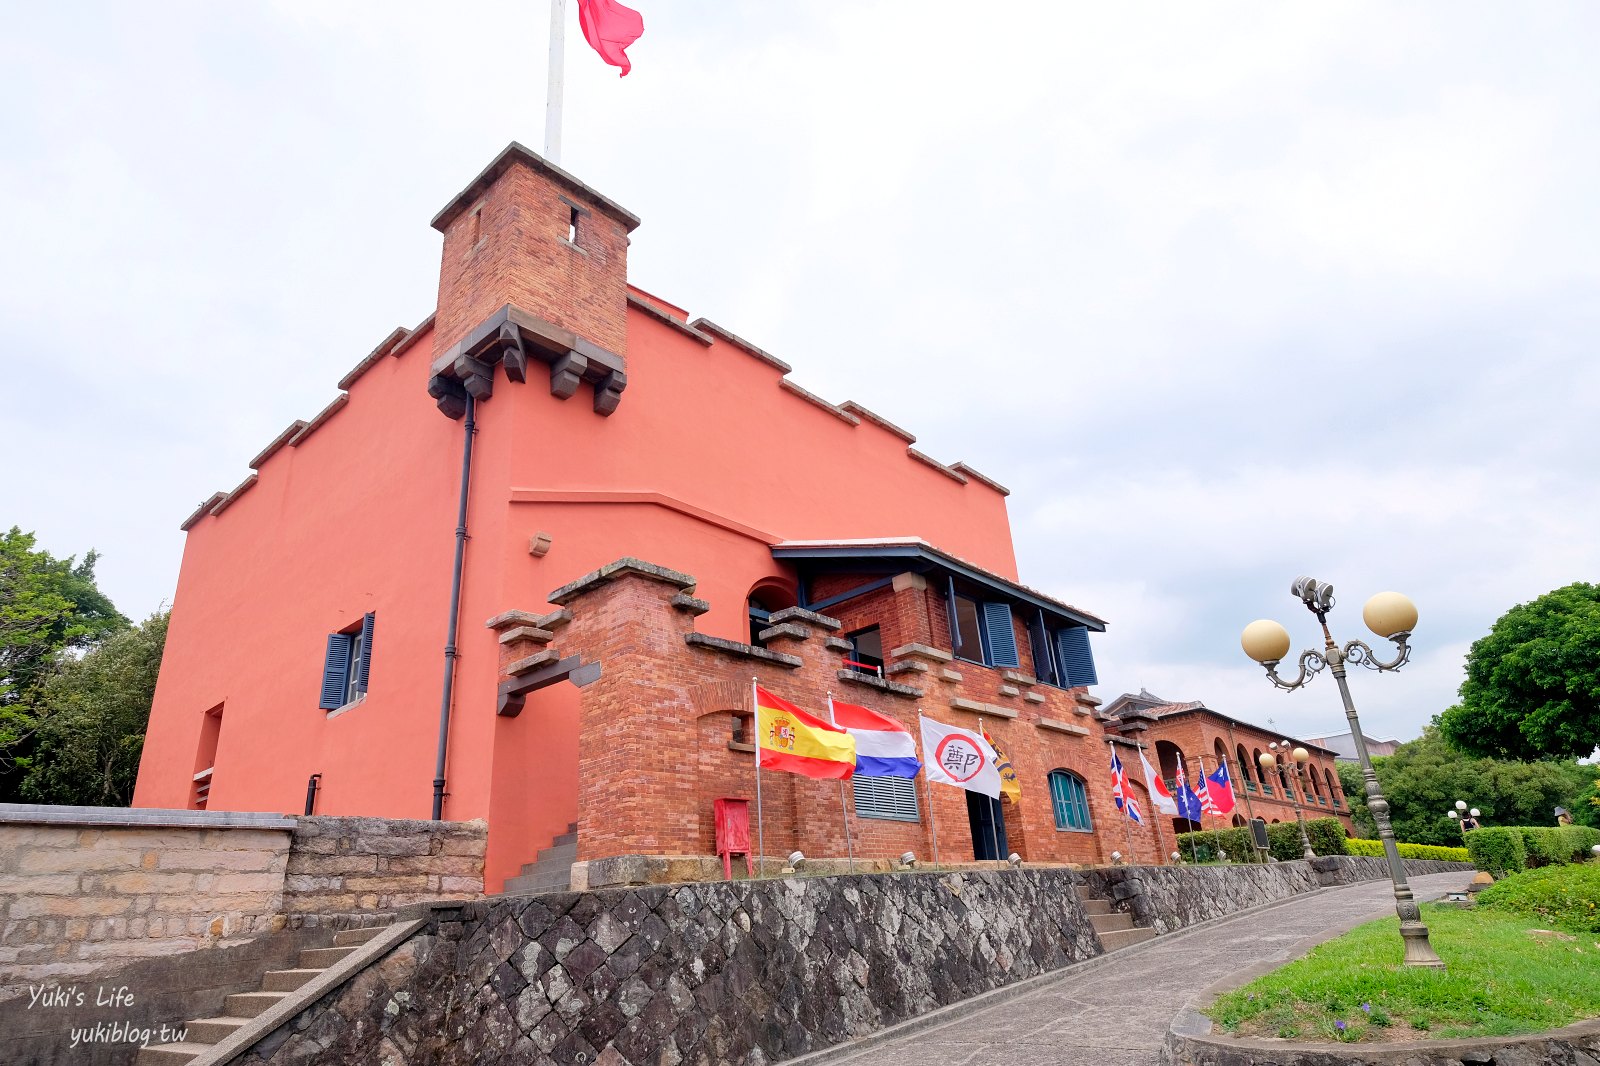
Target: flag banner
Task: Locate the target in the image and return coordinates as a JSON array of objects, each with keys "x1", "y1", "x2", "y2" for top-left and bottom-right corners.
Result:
[
  {"x1": 1109, "y1": 748, "x2": 1142, "y2": 824},
  {"x1": 1206, "y1": 762, "x2": 1238, "y2": 816},
  {"x1": 919, "y1": 716, "x2": 1001, "y2": 799},
  {"x1": 1139, "y1": 748, "x2": 1179, "y2": 815},
  {"x1": 1173, "y1": 761, "x2": 1204, "y2": 823},
  {"x1": 578, "y1": 0, "x2": 645, "y2": 76},
  {"x1": 755, "y1": 686, "x2": 855, "y2": 780},
  {"x1": 980, "y1": 725, "x2": 1022, "y2": 803},
  {"x1": 1196, "y1": 769, "x2": 1220, "y2": 818},
  {"x1": 831, "y1": 700, "x2": 920, "y2": 778}
]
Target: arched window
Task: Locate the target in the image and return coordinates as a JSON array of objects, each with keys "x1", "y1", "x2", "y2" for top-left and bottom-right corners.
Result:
[
  {"x1": 1251, "y1": 747, "x2": 1266, "y2": 783},
  {"x1": 1236, "y1": 744, "x2": 1253, "y2": 792},
  {"x1": 1232, "y1": 813, "x2": 1247, "y2": 828},
  {"x1": 1049, "y1": 770, "x2": 1093, "y2": 832},
  {"x1": 1326, "y1": 766, "x2": 1341, "y2": 807}
]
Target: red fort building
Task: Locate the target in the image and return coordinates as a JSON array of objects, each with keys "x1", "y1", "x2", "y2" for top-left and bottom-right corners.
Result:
[{"x1": 134, "y1": 145, "x2": 1344, "y2": 893}]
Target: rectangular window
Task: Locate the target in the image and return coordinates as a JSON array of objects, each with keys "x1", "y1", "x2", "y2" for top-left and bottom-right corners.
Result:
[
  {"x1": 853, "y1": 775, "x2": 920, "y2": 822},
  {"x1": 946, "y1": 583, "x2": 1019, "y2": 669},
  {"x1": 319, "y1": 612, "x2": 375, "y2": 711},
  {"x1": 192, "y1": 705, "x2": 223, "y2": 810},
  {"x1": 845, "y1": 626, "x2": 883, "y2": 676}
]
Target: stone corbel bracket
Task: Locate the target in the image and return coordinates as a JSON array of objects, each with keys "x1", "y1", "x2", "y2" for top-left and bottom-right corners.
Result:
[{"x1": 427, "y1": 303, "x2": 627, "y2": 420}]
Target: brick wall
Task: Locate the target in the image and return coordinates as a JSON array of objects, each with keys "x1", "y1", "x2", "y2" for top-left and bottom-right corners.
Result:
[
  {"x1": 433, "y1": 149, "x2": 632, "y2": 357},
  {"x1": 520, "y1": 559, "x2": 1165, "y2": 872}
]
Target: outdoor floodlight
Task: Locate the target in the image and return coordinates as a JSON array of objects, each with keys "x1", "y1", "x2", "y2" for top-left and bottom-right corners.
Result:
[
  {"x1": 1241, "y1": 619, "x2": 1292, "y2": 663},
  {"x1": 1111, "y1": 850, "x2": 1122, "y2": 863},
  {"x1": 1292, "y1": 575, "x2": 1335, "y2": 612},
  {"x1": 1171, "y1": 851, "x2": 1181, "y2": 862},
  {"x1": 1008, "y1": 853, "x2": 1022, "y2": 867},
  {"x1": 898, "y1": 851, "x2": 917, "y2": 868},
  {"x1": 787, "y1": 851, "x2": 805, "y2": 869}
]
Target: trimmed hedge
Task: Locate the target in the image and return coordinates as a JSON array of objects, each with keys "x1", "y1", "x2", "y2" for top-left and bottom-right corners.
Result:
[
  {"x1": 1345, "y1": 838, "x2": 1470, "y2": 862},
  {"x1": 1477, "y1": 863, "x2": 1600, "y2": 933},
  {"x1": 1466, "y1": 825, "x2": 1600, "y2": 876},
  {"x1": 1175, "y1": 817, "x2": 1349, "y2": 863}
]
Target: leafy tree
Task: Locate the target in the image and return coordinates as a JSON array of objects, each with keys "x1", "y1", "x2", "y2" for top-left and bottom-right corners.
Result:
[
  {"x1": 1332, "y1": 727, "x2": 1591, "y2": 846},
  {"x1": 20, "y1": 611, "x2": 167, "y2": 807},
  {"x1": 0, "y1": 527, "x2": 128, "y2": 794},
  {"x1": 1439, "y1": 582, "x2": 1600, "y2": 761}
]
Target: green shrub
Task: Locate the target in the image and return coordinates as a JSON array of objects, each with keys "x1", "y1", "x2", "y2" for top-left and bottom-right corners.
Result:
[
  {"x1": 1477, "y1": 864, "x2": 1600, "y2": 933},
  {"x1": 1466, "y1": 826, "x2": 1526, "y2": 877},
  {"x1": 1519, "y1": 825, "x2": 1600, "y2": 867},
  {"x1": 1174, "y1": 818, "x2": 1347, "y2": 863},
  {"x1": 1345, "y1": 838, "x2": 1470, "y2": 862}
]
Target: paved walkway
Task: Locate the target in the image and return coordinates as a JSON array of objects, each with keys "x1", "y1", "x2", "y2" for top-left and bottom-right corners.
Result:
[{"x1": 825, "y1": 872, "x2": 1467, "y2": 1066}]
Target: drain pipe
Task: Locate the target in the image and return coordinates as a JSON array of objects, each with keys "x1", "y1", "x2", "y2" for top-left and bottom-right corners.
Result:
[
  {"x1": 432, "y1": 394, "x2": 476, "y2": 820},
  {"x1": 303, "y1": 773, "x2": 321, "y2": 816}
]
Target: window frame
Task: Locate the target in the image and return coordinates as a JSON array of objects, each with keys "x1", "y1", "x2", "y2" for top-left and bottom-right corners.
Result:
[{"x1": 1048, "y1": 769, "x2": 1094, "y2": 833}]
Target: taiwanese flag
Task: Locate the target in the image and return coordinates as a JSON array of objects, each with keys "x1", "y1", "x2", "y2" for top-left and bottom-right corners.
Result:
[
  {"x1": 578, "y1": 0, "x2": 645, "y2": 76},
  {"x1": 1206, "y1": 761, "x2": 1238, "y2": 816},
  {"x1": 755, "y1": 686, "x2": 856, "y2": 780}
]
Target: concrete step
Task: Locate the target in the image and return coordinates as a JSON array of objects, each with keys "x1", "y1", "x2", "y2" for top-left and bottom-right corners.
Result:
[
  {"x1": 135, "y1": 1042, "x2": 214, "y2": 1065},
  {"x1": 503, "y1": 870, "x2": 573, "y2": 896},
  {"x1": 531, "y1": 841, "x2": 577, "y2": 869},
  {"x1": 298, "y1": 946, "x2": 358, "y2": 968},
  {"x1": 262, "y1": 967, "x2": 325, "y2": 992},
  {"x1": 1079, "y1": 898, "x2": 1114, "y2": 915},
  {"x1": 1089, "y1": 912, "x2": 1135, "y2": 933},
  {"x1": 184, "y1": 1016, "x2": 251, "y2": 1044},
  {"x1": 223, "y1": 990, "x2": 292, "y2": 1018},
  {"x1": 334, "y1": 925, "x2": 385, "y2": 947},
  {"x1": 1099, "y1": 927, "x2": 1159, "y2": 952}
]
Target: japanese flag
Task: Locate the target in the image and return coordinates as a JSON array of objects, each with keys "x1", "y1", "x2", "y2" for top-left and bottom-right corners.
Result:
[{"x1": 919, "y1": 716, "x2": 1002, "y2": 799}]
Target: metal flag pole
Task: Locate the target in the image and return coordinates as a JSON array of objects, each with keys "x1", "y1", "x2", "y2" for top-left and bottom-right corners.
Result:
[
  {"x1": 1135, "y1": 739, "x2": 1169, "y2": 864},
  {"x1": 828, "y1": 695, "x2": 856, "y2": 874},
  {"x1": 917, "y1": 712, "x2": 940, "y2": 864},
  {"x1": 1181, "y1": 758, "x2": 1201, "y2": 865},
  {"x1": 978, "y1": 717, "x2": 999, "y2": 862},
  {"x1": 752, "y1": 677, "x2": 765, "y2": 878},
  {"x1": 1197, "y1": 753, "x2": 1215, "y2": 859},
  {"x1": 1109, "y1": 739, "x2": 1135, "y2": 864},
  {"x1": 545, "y1": 0, "x2": 567, "y2": 163}
]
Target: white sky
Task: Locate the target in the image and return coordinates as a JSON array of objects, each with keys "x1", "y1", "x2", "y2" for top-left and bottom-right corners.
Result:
[{"x1": 2, "y1": 1, "x2": 1596, "y2": 744}]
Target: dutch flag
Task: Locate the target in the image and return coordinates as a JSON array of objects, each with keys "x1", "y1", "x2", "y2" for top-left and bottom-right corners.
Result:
[{"x1": 829, "y1": 699, "x2": 922, "y2": 778}]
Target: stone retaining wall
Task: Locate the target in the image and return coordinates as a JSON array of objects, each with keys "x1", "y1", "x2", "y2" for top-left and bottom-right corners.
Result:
[
  {"x1": 1082, "y1": 857, "x2": 1474, "y2": 935},
  {"x1": 0, "y1": 805, "x2": 487, "y2": 995},
  {"x1": 233, "y1": 868, "x2": 1104, "y2": 1066}
]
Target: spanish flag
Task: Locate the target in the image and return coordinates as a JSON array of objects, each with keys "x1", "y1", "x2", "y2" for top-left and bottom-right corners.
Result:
[{"x1": 755, "y1": 686, "x2": 856, "y2": 780}]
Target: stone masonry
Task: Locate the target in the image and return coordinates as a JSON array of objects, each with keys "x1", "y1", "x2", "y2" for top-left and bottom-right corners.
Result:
[
  {"x1": 237, "y1": 869, "x2": 1105, "y2": 1066},
  {"x1": 0, "y1": 806, "x2": 486, "y2": 996}
]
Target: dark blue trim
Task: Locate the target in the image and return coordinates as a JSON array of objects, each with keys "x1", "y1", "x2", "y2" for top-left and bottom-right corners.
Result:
[
  {"x1": 772, "y1": 543, "x2": 1105, "y2": 631},
  {"x1": 805, "y1": 576, "x2": 897, "y2": 614}
]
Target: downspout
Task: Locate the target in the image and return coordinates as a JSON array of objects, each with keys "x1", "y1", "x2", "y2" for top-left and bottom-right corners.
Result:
[{"x1": 432, "y1": 395, "x2": 476, "y2": 820}]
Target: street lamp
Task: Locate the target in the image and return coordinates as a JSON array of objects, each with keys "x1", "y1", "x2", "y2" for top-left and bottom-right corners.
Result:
[
  {"x1": 1241, "y1": 577, "x2": 1444, "y2": 969},
  {"x1": 1446, "y1": 802, "x2": 1482, "y2": 842},
  {"x1": 1262, "y1": 742, "x2": 1316, "y2": 860}
]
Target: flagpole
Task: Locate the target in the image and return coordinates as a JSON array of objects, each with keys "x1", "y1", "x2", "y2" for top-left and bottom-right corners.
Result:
[
  {"x1": 1109, "y1": 739, "x2": 1136, "y2": 864},
  {"x1": 977, "y1": 717, "x2": 999, "y2": 862},
  {"x1": 916, "y1": 712, "x2": 940, "y2": 864},
  {"x1": 1182, "y1": 758, "x2": 1200, "y2": 865},
  {"x1": 1197, "y1": 753, "x2": 1214, "y2": 861},
  {"x1": 545, "y1": 0, "x2": 567, "y2": 163},
  {"x1": 752, "y1": 677, "x2": 764, "y2": 878},
  {"x1": 1138, "y1": 740, "x2": 1169, "y2": 865},
  {"x1": 828, "y1": 695, "x2": 856, "y2": 874}
]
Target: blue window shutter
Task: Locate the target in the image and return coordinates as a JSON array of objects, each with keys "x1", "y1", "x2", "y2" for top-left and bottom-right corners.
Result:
[
  {"x1": 1055, "y1": 627, "x2": 1098, "y2": 687},
  {"x1": 319, "y1": 634, "x2": 351, "y2": 710},
  {"x1": 355, "y1": 612, "x2": 376, "y2": 693},
  {"x1": 981, "y1": 602, "x2": 1019, "y2": 668}
]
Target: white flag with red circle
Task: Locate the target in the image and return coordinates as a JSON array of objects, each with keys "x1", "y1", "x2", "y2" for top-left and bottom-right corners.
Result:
[{"x1": 918, "y1": 716, "x2": 1002, "y2": 799}]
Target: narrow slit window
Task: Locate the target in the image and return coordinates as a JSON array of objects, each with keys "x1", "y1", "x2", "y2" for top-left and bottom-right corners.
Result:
[{"x1": 567, "y1": 206, "x2": 579, "y2": 244}]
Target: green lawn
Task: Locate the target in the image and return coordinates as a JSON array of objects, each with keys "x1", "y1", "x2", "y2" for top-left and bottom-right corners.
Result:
[{"x1": 1207, "y1": 903, "x2": 1600, "y2": 1042}]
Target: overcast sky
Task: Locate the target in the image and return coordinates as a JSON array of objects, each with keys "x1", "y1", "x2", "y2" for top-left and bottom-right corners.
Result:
[{"x1": 3, "y1": 1, "x2": 1596, "y2": 745}]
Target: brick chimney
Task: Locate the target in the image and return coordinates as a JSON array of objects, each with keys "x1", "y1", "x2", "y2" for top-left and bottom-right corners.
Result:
[{"x1": 425, "y1": 143, "x2": 640, "y2": 418}]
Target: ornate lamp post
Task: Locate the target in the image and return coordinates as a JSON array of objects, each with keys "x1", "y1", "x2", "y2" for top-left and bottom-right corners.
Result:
[
  {"x1": 1260, "y1": 742, "x2": 1316, "y2": 859},
  {"x1": 1240, "y1": 577, "x2": 1444, "y2": 969}
]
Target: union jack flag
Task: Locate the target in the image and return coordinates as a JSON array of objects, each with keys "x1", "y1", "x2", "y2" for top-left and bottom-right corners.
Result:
[{"x1": 1109, "y1": 749, "x2": 1143, "y2": 824}]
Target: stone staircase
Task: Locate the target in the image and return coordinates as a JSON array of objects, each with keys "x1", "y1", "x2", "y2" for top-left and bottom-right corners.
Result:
[
  {"x1": 501, "y1": 823, "x2": 578, "y2": 896},
  {"x1": 1079, "y1": 889, "x2": 1158, "y2": 952},
  {"x1": 134, "y1": 925, "x2": 387, "y2": 1065}
]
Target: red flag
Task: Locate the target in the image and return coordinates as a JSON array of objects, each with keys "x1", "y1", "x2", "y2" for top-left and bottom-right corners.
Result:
[{"x1": 578, "y1": 0, "x2": 644, "y2": 77}]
